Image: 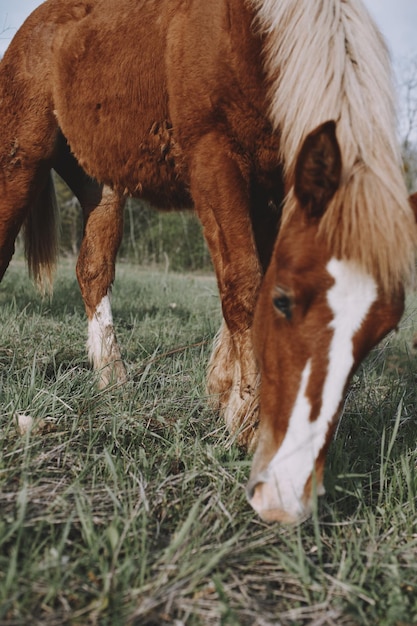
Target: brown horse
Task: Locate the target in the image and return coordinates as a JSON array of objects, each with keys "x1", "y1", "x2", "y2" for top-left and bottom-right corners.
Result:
[{"x1": 0, "y1": 0, "x2": 415, "y2": 523}]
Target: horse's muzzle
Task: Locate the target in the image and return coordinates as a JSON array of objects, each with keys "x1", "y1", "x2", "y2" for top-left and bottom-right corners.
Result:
[{"x1": 246, "y1": 477, "x2": 313, "y2": 524}]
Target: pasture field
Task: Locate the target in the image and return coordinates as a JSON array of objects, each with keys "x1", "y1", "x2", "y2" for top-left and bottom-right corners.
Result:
[{"x1": 1, "y1": 259, "x2": 417, "y2": 625}]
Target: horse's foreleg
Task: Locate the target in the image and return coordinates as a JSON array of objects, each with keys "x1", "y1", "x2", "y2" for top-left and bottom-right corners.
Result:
[
  {"x1": 207, "y1": 191, "x2": 281, "y2": 419},
  {"x1": 54, "y1": 137, "x2": 127, "y2": 388},
  {"x1": 76, "y1": 186, "x2": 127, "y2": 388},
  {"x1": 191, "y1": 133, "x2": 262, "y2": 449},
  {"x1": 206, "y1": 320, "x2": 234, "y2": 409}
]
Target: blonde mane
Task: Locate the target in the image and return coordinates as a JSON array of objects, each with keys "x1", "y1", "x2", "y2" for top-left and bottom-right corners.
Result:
[{"x1": 251, "y1": 0, "x2": 417, "y2": 291}]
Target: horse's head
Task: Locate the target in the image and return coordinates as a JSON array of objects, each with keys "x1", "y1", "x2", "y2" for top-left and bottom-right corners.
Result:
[{"x1": 248, "y1": 121, "x2": 405, "y2": 523}]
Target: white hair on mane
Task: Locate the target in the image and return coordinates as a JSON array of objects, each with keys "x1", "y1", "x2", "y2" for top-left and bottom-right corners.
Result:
[{"x1": 251, "y1": 0, "x2": 417, "y2": 291}]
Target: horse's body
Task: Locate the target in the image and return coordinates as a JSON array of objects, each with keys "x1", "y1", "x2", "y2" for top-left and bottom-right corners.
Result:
[{"x1": 1, "y1": 0, "x2": 415, "y2": 522}]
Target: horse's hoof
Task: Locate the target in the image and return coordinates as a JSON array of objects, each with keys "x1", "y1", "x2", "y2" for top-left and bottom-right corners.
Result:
[{"x1": 97, "y1": 360, "x2": 128, "y2": 389}]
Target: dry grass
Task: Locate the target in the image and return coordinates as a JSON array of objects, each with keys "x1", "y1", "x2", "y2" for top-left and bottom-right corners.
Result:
[{"x1": 1, "y1": 260, "x2": 417, "y2": 625}]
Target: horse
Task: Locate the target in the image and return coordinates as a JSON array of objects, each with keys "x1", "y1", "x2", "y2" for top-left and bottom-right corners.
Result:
[{"x1": 0, "y1": 0, "x2": 415, "y2": 524}]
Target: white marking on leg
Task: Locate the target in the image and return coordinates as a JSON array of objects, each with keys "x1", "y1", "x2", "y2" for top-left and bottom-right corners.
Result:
[
  {"x1": 88, "y1": 293, "x2": 118, "y2": 371},
  {"x1": 256, "y1": 259, "x2": 377, "y2": 518}
]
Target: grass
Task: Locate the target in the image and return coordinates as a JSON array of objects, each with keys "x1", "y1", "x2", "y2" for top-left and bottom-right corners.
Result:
[{"x1": 1, "y1": 258, "x2": 417, "y2": 625}]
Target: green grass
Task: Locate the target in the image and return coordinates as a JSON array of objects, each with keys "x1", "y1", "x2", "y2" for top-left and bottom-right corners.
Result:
[{"x1": 1, "y1": 259, "x2": 417, "y2": 625}]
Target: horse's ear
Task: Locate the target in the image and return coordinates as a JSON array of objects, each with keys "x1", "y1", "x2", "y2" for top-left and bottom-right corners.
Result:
[{"x1": 294, "y1": 120, "x2": 342, "y2": 219}]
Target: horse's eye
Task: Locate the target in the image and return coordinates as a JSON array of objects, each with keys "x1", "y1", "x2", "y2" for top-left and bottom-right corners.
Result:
[{"x1": 273, "y1": 288, "x2": 293, "y2": 320}]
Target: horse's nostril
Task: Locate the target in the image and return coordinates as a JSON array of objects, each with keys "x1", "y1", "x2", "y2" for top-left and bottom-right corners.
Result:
[
  {"x1": 246, "y1": 479, "x2": 262, "y2": 502},
  {"x1": 246, "y1": 483, "x2": 255, "y2": 501}
]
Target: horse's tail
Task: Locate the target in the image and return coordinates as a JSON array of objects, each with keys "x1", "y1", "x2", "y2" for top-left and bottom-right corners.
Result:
[{"x1": 23, "y1": 173, "x2": 59, "y2": 295}]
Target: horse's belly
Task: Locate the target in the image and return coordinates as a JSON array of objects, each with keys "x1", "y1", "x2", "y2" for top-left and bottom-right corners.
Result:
[
  {"x1": 72, "y1": 118, "x2": 191, "y2": 210},
  {"x1": 59, "y1": 111, "x2": 191, "y2": 209}
]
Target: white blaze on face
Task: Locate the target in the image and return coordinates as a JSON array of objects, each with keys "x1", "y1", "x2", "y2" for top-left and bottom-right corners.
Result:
[
  {"x1": 256, "y1": 259, "x2": 378, "y2": 519},
  {"x1": 87, "y1": 293, "x2": 116, "y2": 368}
]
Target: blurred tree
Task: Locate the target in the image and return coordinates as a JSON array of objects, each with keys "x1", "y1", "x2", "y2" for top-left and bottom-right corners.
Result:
[
  {"x1": 53, "y1": 173, "x2": 82, "y2": 255},
  {"x1": 398, "y1": 56, "x2": 417, "y2": 192},
  {"x1": 403, "y1": 142, "x2": 417, "y2": 193},
  {"x1": 52, "y1": 174, "x2": 211, "y2": 271}
]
